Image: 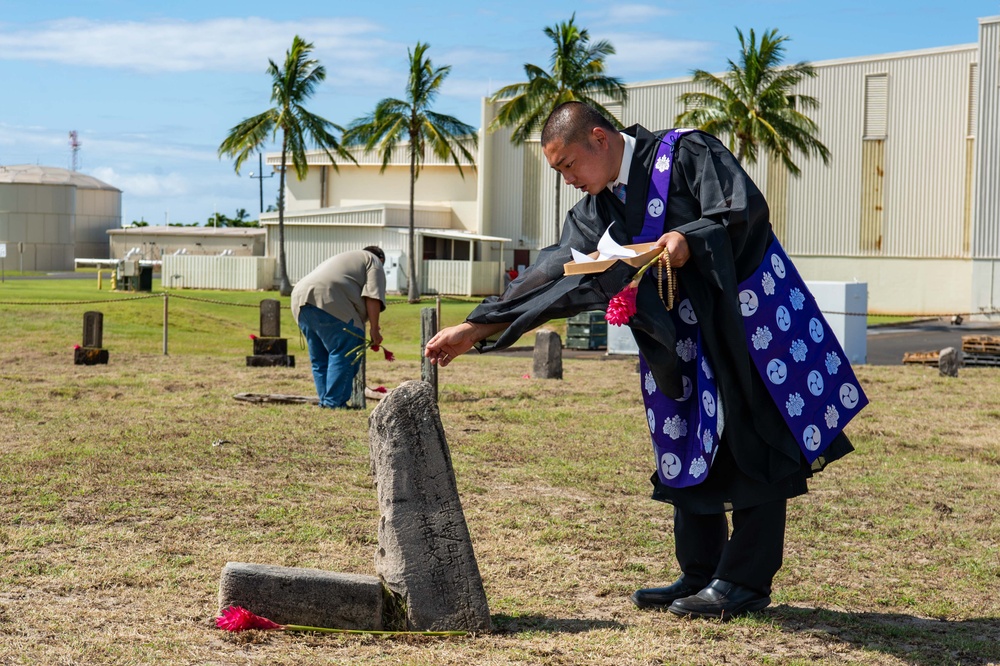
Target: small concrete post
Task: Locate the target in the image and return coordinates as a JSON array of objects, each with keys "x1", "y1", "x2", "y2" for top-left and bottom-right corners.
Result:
[
  {"x1": 939, "y1": 346, "x2": 961, "y2": 377},
  {"x1": 420, "y1": 307, "x2": 438, "y2": 401},
  {"x1": 532, "y1": 329, "x2": 563, "y2": 379}
]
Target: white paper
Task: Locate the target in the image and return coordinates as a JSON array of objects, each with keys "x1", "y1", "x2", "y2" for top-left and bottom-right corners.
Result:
[{"x1": 571, "y1": 223, "x2": 637, "y2": 263}]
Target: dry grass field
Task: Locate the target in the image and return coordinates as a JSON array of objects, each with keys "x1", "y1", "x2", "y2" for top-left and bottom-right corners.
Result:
[{"x1": 0, "y1": 284, "x2": 998, "y2": 665}]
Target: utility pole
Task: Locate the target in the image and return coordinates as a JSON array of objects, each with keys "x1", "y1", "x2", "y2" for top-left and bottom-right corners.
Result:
[{"x1": 249, "y1": 153, "x2": 275, "y2": 214}]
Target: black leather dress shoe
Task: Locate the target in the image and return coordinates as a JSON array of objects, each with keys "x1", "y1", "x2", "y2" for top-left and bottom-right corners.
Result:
[
  {"x1": 630, "y1": 577, "x2": 704, "y2": 610},
  {"x1": 667, "y1": 579, "x2": 771, "y2": 620}
]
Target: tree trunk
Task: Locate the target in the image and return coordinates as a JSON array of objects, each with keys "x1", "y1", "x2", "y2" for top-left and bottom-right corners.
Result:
[
  {"x1": 277, "y1": 134, "x2": 292, "y2": 296},
  {"x1": 407, "y1": 142, "x2": 420, "y2": 303},
  {"x1": 735, "y1": 138, "x2": 747, "y2": 165}
]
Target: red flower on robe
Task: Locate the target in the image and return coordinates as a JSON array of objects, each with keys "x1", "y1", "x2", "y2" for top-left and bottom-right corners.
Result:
[{"x1": 605, "y1": 285, "x2": 638, "y2": 326}]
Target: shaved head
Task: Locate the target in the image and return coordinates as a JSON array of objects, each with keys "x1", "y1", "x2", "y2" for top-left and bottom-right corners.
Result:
[{"x1": 541, "y1": 102, "x2": 617, "y2": 149}]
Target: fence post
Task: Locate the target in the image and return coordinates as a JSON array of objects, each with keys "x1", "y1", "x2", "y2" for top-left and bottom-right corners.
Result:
[
  {"x1": 420, "y1": 307, "x2": 438, "y2": 402},
  {"x1": 162, "y1": 293, "x2": 169, "y2": 356}
]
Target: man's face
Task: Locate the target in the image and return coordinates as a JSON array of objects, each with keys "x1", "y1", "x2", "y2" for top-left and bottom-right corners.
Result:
[{"x1": 542, "y1": 128, "x2": 617, "y2": 196}]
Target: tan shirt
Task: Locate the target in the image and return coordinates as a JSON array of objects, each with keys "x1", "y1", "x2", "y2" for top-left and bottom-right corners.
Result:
[{"x1": 290, "y1": 250, "x2": 386, "y2": 328}]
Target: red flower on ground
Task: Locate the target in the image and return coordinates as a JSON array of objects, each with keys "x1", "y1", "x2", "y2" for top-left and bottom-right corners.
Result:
[
  {"x1": 374, "y1": 386, "x2": 388, "y2": 393},
  {"x1": 216, "y1": 606, "x2": 283, "y2": 632},
  {"x1": 605, "y1": 284, "x2": 638, "y2": 326},
  {"x1": 73, "y1": 344, "x2": 81, "y2": 350},
  {"x1": 249, "y1": 334, "x2": 257, "y2": 340}
]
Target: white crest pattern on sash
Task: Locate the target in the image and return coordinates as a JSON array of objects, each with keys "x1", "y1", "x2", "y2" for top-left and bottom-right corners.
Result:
[
  {"x1": 789, "y1": 288, "x2": 806, "y2": 311},
  {"x1": 825, "y1": 351, "x2": 842, "y2": 375},
  {"x1": 689, "y1": 456, "x2": 707, "y2": 478},
  {"x1": 655, "y1": 155, "x2": 671, "y2": 172},
  {"x1": 677, "y1": 338, "x2": 696, "y2": 362},
  {"x1": 786, "y1": 392, "x2": 805, "y2": 417},
  {"x1": 701, "y1": 356, "x2": 713, "y2": 379},
  {"x1": 790, "y1": 339, "x2": 808, "y2": 362},
  {"x1": 762, "y1": 272, "x2": 776, "y2": 296},
  {"x1": 752, "y1": 326, "x2": 773, "y2": 351},
  {"x1": 644, "y1": 371, "x2": 657, "y2": 395},
  {"x1": 825, "y1": 404, "x2": 840, "y2": 429},
  {"x1": 663, "y1": 415, "x2": 688, "y2": 440}
]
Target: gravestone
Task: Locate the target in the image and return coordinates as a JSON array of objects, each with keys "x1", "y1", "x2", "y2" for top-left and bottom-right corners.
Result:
[
  {"x1": 74, "y1": 311, "x2": 109, "y2": 365},
  {"x1": 939, "y1": 346, "x2": 962, "y2": 377},
  {"x1": 420, "y1": 308, "x2": 438, "y2": 401},
  {"x1": 532, "y1": 329, "x2": 563, "y2": 379},
  {"x1": 246, "y1": 299, "x2": 295, "y2": 367},
  {"x1": 260, "y1": 299, "x2": 281, "y2": 337},
  {"x1": 368, "y1": 380, "x2": 491, "y2": 632},
  {"x1": 218, "y1": 562, "x2": 384, "y2": 630}
]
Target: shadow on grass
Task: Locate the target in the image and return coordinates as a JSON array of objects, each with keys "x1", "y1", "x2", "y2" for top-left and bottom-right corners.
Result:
[
  {"x1": 491, "y1": 613, "x2": 624, "y2": 634},
  {"x1": 770, "y1": 605, "x2": 1000, "y2": 665}
]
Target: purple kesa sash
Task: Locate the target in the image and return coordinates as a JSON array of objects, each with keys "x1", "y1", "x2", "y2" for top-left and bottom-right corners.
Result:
[
  {"x1": 736, "y1": 240, "x2": 869, "y2": 463},
  {"x1": 640, "y1": 286, "x2": 723, "y2": 488},
  {"x1": 634, "y1": 129, "x2": 722, "y2": 488},
  {"x1": 631, "y1": 129, "x2": 868, "y2": 487},
  {"x1": 633, "y1": 129, "x2": 695, "y2": 243}
]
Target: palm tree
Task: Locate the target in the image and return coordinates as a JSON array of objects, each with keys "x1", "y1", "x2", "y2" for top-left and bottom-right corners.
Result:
[
  {"x1": 345, "y1": 42, "x2": 477, "y2": 303},
  {"x1": 487, "y1": 14, "x2": 627, "y2": 239},
  {"x1": 219, "y1": 35, "x2": 354, "y2": 295},
  {"x1": 676, "y1": 28, "x2": 830, "y2": 175}
]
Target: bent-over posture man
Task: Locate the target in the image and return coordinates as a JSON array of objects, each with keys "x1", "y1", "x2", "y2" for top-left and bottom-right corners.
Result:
[
  {"x1": 426, "y1": 102, "x2": 858, "y2": 620},
  {"x1": 291, "y1": 246, "x2": 386, "y2": 408}
]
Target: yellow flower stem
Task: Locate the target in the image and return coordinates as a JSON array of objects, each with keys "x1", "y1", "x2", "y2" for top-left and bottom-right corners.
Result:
[{"x1": 282, "y1": 624, "x2": 467, "y2": 637}]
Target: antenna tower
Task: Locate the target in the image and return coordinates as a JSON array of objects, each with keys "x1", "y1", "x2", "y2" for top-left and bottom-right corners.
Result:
[{"x1": 69, "y1": 131, "x2": 81, "y2": 171}]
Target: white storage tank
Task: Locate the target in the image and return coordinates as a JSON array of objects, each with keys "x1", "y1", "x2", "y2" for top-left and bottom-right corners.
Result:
[{"x1": 0, "y1": 165, "x2": 121, "y2": 271}]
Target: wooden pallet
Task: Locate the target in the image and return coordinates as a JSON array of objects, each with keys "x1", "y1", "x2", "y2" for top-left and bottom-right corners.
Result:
[
  {"x1": 963, "y1": 352, "x2": 1000, "y2": 367},
  {"x1": 902, "y1": 350, "x2": 939, "y2": 365},
  {"x1": 962, "y1": 335, "x2": 1000, "y2": 354}
]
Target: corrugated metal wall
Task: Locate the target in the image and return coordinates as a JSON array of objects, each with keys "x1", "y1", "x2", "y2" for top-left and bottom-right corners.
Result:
[
  {"x1": 163, "y1": 256, "x2": 276, "y2": 290},
  {"x1": 973, "y1": 18, "x2": 1000, "y2": 258},
  {"x1": 420, "y1": 260, "x2": 503, "y2": 295},
  {"x1": 483, "y1": 46, "x2": 978, "y2": 261}
]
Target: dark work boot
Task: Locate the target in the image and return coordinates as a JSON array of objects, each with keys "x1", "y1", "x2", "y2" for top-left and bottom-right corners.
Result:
[{"x1": 630, "y1": 576, "x2": 705, "y2": 610}]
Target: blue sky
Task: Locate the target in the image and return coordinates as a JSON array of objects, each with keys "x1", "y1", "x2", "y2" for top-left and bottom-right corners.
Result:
[{"x1": 1, "y1": 0, "x2": 998, "y2": 226}]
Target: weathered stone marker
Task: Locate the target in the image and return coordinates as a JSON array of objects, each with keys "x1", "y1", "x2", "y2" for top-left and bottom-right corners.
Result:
[
  {"x1": 532, "y1": 329, "x2": 563, "y2": 379},
  {"x1": 260, "y1": 299, "x2": 282, "y2": 338},
  {"x1": 368, "y1": 380, "x2": 491, "y2": 632},
  {"x1": 939, "y1": 346, "x2": 962, "y2": 377},
  {"x1": 218, "y1": 562, "x2": 384, "y2": 630},
  {"x1": 246, "y1": 299, "x2": 295, "y2": 367},
  {"x1": 420, "y1": 308, "x2": 439, "y2": 401},
  {"x1": 74, "y1": 311, "x2": 109, "y2": 365}
]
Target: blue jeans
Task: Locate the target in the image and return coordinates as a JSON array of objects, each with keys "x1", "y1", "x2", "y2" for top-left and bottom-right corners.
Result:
[{"x1": 296, "y1": 304, "x2": 365, "y2": 408}]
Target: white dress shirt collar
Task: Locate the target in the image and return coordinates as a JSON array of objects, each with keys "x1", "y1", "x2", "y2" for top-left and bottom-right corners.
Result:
[{"x1": 608, "y1": 132, "x2": 636, "y2": 192}]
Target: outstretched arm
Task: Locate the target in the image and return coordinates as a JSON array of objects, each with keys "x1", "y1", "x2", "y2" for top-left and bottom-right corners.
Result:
[{"x1": 424, "y1": 321, "x2": 508, "y2": 367}]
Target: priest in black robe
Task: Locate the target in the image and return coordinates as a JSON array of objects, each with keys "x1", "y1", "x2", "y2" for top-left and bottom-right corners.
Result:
[{"x1": 425, "y1": 101, "x2": 852, "y2": 620}]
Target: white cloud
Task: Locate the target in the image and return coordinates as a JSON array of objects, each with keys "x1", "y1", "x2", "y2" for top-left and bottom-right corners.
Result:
[
  {"x1": 0, "y1": 17, "x2": 392, "y2": 74},
  {"x1": 88, "y1": 166, "x2": 189, "y2": 198},
  {"x1": 601, "y1": 33, "x2": 716, "y2": 77},
  {"x1": 604, "y1": 4, "x2": 676, "y2": 24}
]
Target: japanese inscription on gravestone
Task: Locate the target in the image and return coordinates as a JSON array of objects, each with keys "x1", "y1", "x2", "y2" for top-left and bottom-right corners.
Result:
[{"x1": 368, "y1": 380, "x2": 491, "y2": 632}]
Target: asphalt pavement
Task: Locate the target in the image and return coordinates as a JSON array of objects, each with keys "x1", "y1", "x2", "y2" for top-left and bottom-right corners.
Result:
[{"x1": 865, "y1": 320, "x2": 1000, "y2": 365}]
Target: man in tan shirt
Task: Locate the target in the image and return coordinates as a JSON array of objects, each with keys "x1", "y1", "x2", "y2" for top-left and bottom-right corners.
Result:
[{"x1": 291, "y1": 246, "x2": 386, "y2": 407}]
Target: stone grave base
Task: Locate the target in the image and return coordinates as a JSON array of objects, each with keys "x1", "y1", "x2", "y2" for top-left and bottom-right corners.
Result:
[
  {"x1": 218, "y1": 562, "x2": 390, "y2": 630},
  {"x1": 74, "y1": 347, "x2": 109, "y2": 365},
  {"x1": 246, "y1": 355, "x2": 295, "y2": 367}
]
